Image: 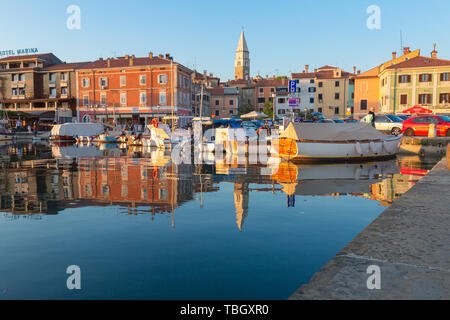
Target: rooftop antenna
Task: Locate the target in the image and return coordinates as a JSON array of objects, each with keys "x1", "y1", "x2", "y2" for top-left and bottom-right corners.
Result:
[{"x1": 400, "y1": 30, "x2": 403, "y2": 53}]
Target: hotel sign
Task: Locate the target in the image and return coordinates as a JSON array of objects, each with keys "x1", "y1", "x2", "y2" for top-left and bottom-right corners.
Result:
[{"x1": 0, "y1": 48, "x2": 39, "y2": 57}]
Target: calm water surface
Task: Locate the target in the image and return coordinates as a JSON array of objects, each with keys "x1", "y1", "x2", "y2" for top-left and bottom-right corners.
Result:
[{"x1": 0, "y1": 142, "x2": 440, "y2": 299}]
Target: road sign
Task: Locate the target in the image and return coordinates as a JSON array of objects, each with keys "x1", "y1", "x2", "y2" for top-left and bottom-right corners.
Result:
[{"x1": 289, "y1": 80, "x2": 296, "y2": 93}]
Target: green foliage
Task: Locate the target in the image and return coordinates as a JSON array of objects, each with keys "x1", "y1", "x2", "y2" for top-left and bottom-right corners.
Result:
[
  {"x1": 239, "y1": 103, "x2": 255, "y2": 115},
  {"x1": 263, "y1": 100, "x2": 273, "y2": 118}
]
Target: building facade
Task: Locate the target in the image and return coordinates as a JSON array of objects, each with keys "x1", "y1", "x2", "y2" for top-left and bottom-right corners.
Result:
[
  {"x1": 314, "y1": 66, "x2": 355, "y2": 118},
  {"x1": 208, "y1": 87, "x2": 239, "y2": 118},
  {"x1": 253, "y1": 78, "x2": 289, "y2": 113},
  {"x1": 379, "y1": 47, "x2": 450, "y2": 114},
  {"x1": 76, "y1": 53, "x2": 193, "y2": 127},
  {"x1": 291, "y1": 65, "x2": 317, "y2": 112},
  {"x1": 0, "y1": 53, "x2": 86, "y2": 124},
  {"x1": 354, "y1": 48, "x2": 420, "y2": 118}
]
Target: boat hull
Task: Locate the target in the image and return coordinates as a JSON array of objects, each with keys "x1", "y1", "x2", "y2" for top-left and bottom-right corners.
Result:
[{"x1": 272, "y1": 136, "x2": 402, "y2": 163}]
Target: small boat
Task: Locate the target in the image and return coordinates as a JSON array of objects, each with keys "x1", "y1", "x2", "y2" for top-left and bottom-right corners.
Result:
[
  {"x1": 50, "y1": 123, "x2": 105, "y2": 143},
  {"x1": 271, "y1": 122, "x2": 401, "y2": 163}
]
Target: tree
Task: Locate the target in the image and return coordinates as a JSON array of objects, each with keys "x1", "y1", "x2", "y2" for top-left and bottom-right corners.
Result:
[
  {"x1": 263, "y1": 100, "x2": 273, "y2": 118},
  {"x1": 239, "y1": 103, "x2": 255, "y2": 115}
]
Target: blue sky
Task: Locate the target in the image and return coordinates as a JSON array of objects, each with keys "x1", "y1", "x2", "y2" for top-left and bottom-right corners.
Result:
[{"x1": 1, "y1": 0, "x2": 450, "y2": 80}]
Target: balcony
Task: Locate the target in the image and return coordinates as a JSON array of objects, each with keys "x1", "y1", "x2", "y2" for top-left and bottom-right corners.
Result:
[
  {"x1": 11, "y1": 81, "x2": 26, "y2": 88},
  {"x1": 60, "y1": 80, "x2": 68, "y2": 87},
  {"x1": 11, "y1": 95, "x2": 26, "y2": 100},
  {"x1": 60, "y1": 93, "x2": 68, "y2": 99},
  {"x1": 49, "y1": 81, "x2": 56, "y2": 87}
]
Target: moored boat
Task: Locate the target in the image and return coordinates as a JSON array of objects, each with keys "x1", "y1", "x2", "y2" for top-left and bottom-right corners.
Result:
[
  {"x1": 271, "y1": 122, "x2": 401, "y2": 162},
  {"x1": 50, "y1": 123, "x2": 105, "y2": 143}
]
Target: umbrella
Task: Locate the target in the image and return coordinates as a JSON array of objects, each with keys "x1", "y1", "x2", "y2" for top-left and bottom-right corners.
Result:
[
  {"x1": 401, "y1": 105, "x2": 433, "y2": 114},
  {"x1": 240, "y1": 111, "x2": 266, "y2": 119}
]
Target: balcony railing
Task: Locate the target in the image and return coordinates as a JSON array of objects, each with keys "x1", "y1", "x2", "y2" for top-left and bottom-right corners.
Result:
[
  {"x1": 49, "y1": 81, "x2": 56, "y2": 87},
  {"x1": 11, "y1": 81, "x2": 26, "y2": 88},
  {"x1": 60, "y1": 80, "x2": 68, "y2": 87}
]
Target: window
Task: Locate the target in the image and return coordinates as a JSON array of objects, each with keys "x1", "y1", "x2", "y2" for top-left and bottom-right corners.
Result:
[
  {"x1": 215, "y1": 100, "x2": 220, "y2": 106},
  {"x1": 259, "y1": 88, "x2": 264, "y2": 93},
  {"x1": 100, "y1": 93, "x2": 107, "y2": 105},
  {"x1": 158, "y1": 74, "x2": 168, "y2": 84},
  {"x1": 270, "y1": 88, "x2": 275, "y2": 92},
  {"x1": 215, "y1": 110, "x2": 219, "y2": 116},
  {"x1": 83, "y1": 95, "x2": 89, "y2": 106},
  {"x1": 398, "y1": 75, "x2": 411, "y2": 83},
  {"x1": 318, "y1": 107, "x2": 323, "y2": 113},
  {"x1": 310, "y1": 97, "x2": 314, "y2": 104},
  {"x1": 61, "y1": 87, "x2": 68, "y2": 95},
  {"x1": 12, "y1": 74, "x2": 18, "y2": 81},
  {"x1": 318, "y1": 82, "x2": 323, "y2": 88},
  {"x1": 120, "y1": 75, "x2": 126, "y2": 87},
  {"x1": 440, "y1": 73, "x2": 450, "y2": 81},
  {"x1": 400, "y1": 94, "x2": 408, "y2": 105},
  {"x1": 318, "y1": 94, "x2": 323, "y2": 102},
  {"x1": 308, "y1": 87, "x2": 316, "y2": 93},
  {"x1": 335, "y1": 93, "x2": 340, "y2": 100},
  {"x1": 49, "y1": 73, "x2": 56, "y2": 82},
  {"x1": 278, "y1": 98, "x2": 285, "y2": 103},
  {"x1": 159, "y1": 91, "x2": 166, "y2": 105},
  {"x1": 257, "y1": 97, "x2": 265, "y2": 103},
  {"x1": 12, "y1": 88, "x2": 18, "y2": 96},
  {"x1": 120, "y1": 92, "x2": 127, "y2": 106},
  {"x1": 99, "y1": 77, "x2": 108, "y2": 87},
  {"x1": 335, "y1": 81, "x2": 340, "y2": 87},
  {"x1": 310, "y1": 79, "x2": 315, "y2": 84},
  {"x1": 50, "y1": 88, "x2": 56, "y2": 97},
  {"x1": 419, "y1": 74, "x2": 432, "y2": 82},
  {"x1": 82, "y1": 78, "x2": 90, "y2": 87},
  {"x1": 334, "y1": 107, "x2": 339, "y2": 114},
  {"x1": 418, "y1": 94, "x2": 432, "y2": 104},
  {"x1": 360, "y1": 99, "x2": 368, "y2": 110},
  {"x1": 439, "y1": 93, "x2": 450, "y2": 104},
  {"x1": 229, "y1": 110, "x2": 234, "y2": 115},
  {"x1": 140, "y1": 75, "x2": 146, "y2": 85},
  {"x1": 229, "y1": 99, "x2": 234, "y2": 105},
  {"x1": 297, "y1": 88, "x2": 301, "y2": 93},
  {"x1": 140, "y1": 92, "x2": 147, "y2": 105},
  {"x1": 60, "y1": 73, "x2": 67, "y2": 81}
]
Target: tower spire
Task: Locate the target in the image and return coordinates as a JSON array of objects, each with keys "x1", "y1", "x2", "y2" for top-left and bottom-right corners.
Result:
[{"x1": 235, "y1": 30, "x2": 250, "y2": 80}]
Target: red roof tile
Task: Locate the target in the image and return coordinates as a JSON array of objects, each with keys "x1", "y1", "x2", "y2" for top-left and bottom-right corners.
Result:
[
  {"x1": 42, "y1": 62, "x2": 90, "y2": 71},
  {"x1": 0, "y1": 53, "x2": 52, "y2": 62},
  {"x1": 385, "y1": 56, "x2": 450, "y2": 69},
  {"x1": 79, "y1": 56, "x2": 178, "y2": 69}
]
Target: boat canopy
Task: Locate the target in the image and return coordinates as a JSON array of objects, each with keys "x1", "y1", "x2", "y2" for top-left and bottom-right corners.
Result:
[
  {"x1": 51, "y1": 123, "x2": 105, "y2": 137},
  {"x1": 280, "y1": 122, "x2": 386, "y2": 141}
]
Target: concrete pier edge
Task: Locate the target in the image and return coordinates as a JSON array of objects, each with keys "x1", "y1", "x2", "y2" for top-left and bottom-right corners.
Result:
[{"x1": 290, "y1": 156, "x2": 450, "y2": 300}]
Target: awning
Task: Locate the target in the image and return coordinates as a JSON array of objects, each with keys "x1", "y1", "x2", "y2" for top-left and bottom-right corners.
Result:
[{"x1": 401, "y1": 105, "x2": 433, "y2": 114}]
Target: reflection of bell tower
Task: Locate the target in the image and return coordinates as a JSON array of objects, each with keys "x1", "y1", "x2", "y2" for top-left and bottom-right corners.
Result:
[
  {"x1": 235, "y1": 30, "x2": 250, "y2": 80},
  {"x1": 234, "y1": 182, "x2": 249, "y2": 230}
]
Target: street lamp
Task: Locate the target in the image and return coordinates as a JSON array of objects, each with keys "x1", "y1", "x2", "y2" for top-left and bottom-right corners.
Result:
[{"x1": 272, "y1": 93, "x2": 275, "y2": 122}]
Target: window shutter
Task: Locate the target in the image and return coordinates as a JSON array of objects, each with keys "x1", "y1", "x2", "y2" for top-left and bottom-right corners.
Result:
[
  {"x1": 440, "y1": 73, "x2": 443, "y2": 81},
  {"x1": 407, "y1": 75, "x2": 411, "y2": 82}
]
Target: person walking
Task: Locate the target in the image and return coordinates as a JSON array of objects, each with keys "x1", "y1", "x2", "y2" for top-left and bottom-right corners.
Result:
[{"x1": 368, "y1": 108, "x2": 376, "y2": 127}]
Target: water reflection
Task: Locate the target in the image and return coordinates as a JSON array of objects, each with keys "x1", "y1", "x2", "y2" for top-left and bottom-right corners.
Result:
[{"x1": 0, "y1": 143, "x2": 440, "y2": 227}]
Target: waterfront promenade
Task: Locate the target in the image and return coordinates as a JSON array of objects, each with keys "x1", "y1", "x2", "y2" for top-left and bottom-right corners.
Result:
[{"x1": 290, "y1": 151, "x2": 450, "y2": 299}]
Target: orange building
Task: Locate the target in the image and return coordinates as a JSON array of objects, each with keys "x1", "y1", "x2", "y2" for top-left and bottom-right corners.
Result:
[{"x1": 76, "y1": 53, "x2": 193, "y2": 127}]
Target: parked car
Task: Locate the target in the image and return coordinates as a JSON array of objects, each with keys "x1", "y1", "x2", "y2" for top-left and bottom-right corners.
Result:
[
  {"x1": 343, "y1": 118, "x2": 359, "y2": 123},
  {"x1": 318, "y1": 119, "x2": 344, "y2": 123},
  {"x1": 402, "y1": 115, "x2": 450, "y2": 137},
  {"x1": 397, "y1": 115, "x2": 411, "y2": 121},
  {"x1": 360, "y1": 114, "x2": 403, "y2": 135}
]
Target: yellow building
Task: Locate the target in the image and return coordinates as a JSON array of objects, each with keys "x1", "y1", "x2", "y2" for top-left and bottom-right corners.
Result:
[
  {"x1": 379, "y1": 45, "x2": 450, "y2": 114},
  {"x1": 353, "y1": 48, "x2": 420, "y2": 119},
  {"x1": 314, "y1": 66, "x2": 355, "y2": 118}
]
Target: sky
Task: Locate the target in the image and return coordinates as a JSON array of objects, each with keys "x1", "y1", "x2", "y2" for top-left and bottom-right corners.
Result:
[{"x1": 1, "y1": 0, "x2": 450, "y2": 80}]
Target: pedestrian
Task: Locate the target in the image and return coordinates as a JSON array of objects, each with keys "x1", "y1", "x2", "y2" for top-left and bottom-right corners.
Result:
[{"x1": 368, "y1": 108, "x2": 376, "y2": 127}]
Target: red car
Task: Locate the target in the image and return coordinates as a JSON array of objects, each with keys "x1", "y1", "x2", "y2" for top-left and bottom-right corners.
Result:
[{"x1": 402, "y1": 115, "x2": 450, "y2": 136}]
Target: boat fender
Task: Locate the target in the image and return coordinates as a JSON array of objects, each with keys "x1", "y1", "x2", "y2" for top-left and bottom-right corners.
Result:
[
  {"x1": 369, "y1": 141, "x2": 378, "y2": 154},
  {"x1": 354, "y1": 166, "x2": 362, "y2": 180},
  {"x1": 153, "y1": 169, "x2": 159, "y2": 179},
  {"x1": 151, "y1": 118, "x2": 159, "y2": 128},
  {"x1": 355, "y1": 142, "x2": 363, "y2": 155},
  {"x1": 383, "y1": 141, "x2": 393, "y2": 153}
]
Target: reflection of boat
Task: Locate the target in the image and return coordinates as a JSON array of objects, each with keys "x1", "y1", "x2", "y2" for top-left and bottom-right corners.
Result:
[
  {"x1": 52, "y1": 145, "x2": 104, "y2": 159},
  {"x1": 272, "y1": 160, "x2": 399, "y2": 196},
  {"x1": 272, "y1": 123, "x2": 401, "y2": 162}
]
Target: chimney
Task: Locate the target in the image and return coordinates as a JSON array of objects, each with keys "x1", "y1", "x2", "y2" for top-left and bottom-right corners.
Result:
[
  {"x1": 99, "y1": 57, "x2": 104, "y2": 61},
  {"x1": 159, "y1": 54, "x2": 163, "y2": 58},
  {"x1": 353, "y1": 66, "x2": 356, "y2": 74},
  {"x1": 357, "y1": 70, "x2": 361, "y2": 74},
  {"x1": 431, "y1": 43, "x2": 438, "y2": 58},
  {"x1": 129, "y1": 56, "x2": 134, "y2": 66},
  {"x1": 403, "y1": 47, "x2": 410, "y2": 55},
  {"x1": 392, "y1": 51, "x2": 397, "y2": 59},
  {"x1": 165, "y1": 53, "x2": 170, "y2": 59},
  {"x1": 305, "y1": 64, "x2": 309, "y2": 73},
  {"x1": 203, "y1": 70, "x2": 207, "y2": 77},
  {"x1": 125, "y1": 54, "x2": 129, "y2": 59},
  {"x1": 131, "y1": 54, "x2": 135, "y2": 59},
  {"x1": 107, "y1": 58, "x2": 111, "y2": 68},
  {"x1": 149, "y1": 52, "x2": 153, "y2": 58}
]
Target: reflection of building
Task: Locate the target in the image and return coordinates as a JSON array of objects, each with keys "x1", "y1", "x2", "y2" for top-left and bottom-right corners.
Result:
[
  {"x1": 234, "y1": 182, "x2": 249, "y2": 231},
  {"x1": 77, "y1": 158, "x2": 193, "y2": 214}
]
